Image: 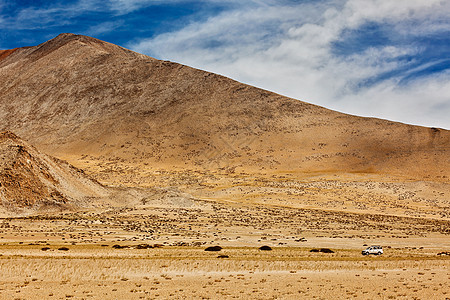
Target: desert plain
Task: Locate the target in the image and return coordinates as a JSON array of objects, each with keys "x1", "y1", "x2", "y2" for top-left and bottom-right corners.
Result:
[
  {"x1": 0, "y1": 201, "x2": 449, "y2": 299},
  {"x1": 0, "y1": 33, "x2": 449, "y2": 299}
]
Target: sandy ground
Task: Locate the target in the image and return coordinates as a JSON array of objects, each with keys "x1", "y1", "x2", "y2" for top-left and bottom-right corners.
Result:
[
  {"x1": 0, "y1": 202, "x2": 449, "y2": 299},
  {"x1": 0, "y1": 247, "x2": 448, "y2": 299},
  {"x1": 67, "y1": 160, "x2": 450, "y2": 221}
]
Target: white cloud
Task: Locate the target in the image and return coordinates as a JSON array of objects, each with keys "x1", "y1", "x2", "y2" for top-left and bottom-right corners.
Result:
[
  {"x1": 107, "y1": 0, "x2": 145, "y2": 12},
  {"x1": 84, "y1": 20, "x2": 125, "y2": 36},
  {"x1": 130, "y1": 0, "x2": 450, "y2": 129},
  {"x1": 4, "y1": 0, "x2": 246, "y2": 29},
  {"x1": 337, "y1": 72, "x2": 450, "y2": 127},
  {"x1": 6, "y1": 0, "x2": 158, "y2": 28},
  {"x1": 106, "y1": 0, "x2": 257, "y2": 14},
  {"x1": 11, "y1": 0, "x2": 101, "y2": 29}
]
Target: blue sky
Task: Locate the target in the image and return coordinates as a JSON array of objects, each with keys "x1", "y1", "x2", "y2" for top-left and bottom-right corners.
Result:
[{"x1": 1, "y1": 0, "x2": 449, "y2": 129}]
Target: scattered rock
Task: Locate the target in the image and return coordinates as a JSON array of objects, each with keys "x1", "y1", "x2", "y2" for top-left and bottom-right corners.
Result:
[
  {"x1": 41, "y1": 247, "x2": 50, "y2": 251},
  {"x1": 437, "y1": 251, "x2": 450, "y2": 256},
  {"x1": 58, "y1": 247, "x2": 69, "y2": 251},
  {"x1": 217, "y1": 255, "x2": 229, "y2": 258},
  {"x1": 295, "y1": 238, "x2": 307, "y2": 242},
  {"x1": 172, "y1": 241, "x2": 190, "y2": 246}
]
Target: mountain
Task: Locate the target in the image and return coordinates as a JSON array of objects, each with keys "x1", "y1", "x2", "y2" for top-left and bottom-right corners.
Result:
[
  {"x1": 0, "y1": 33, "x2": 448, "y2": 218},
  {"x1": 1, "y1": 33, "x2": 448, "y2": 177},
  {"x1": 0, "y1": 131, "x2": 108, "y2": 215}
]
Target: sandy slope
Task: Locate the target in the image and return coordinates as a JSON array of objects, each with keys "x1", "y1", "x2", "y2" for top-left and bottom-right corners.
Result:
[
  {"x1": 0, "y1": 33, "x2": 448, "y2": 221},
  {"x1": 0, "y1": 33, "x2": 448, "y2": 180}
]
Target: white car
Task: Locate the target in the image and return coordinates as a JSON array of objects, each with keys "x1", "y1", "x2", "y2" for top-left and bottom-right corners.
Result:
[{"x1": 362, "y1": 245, "x2": 383, "y2": 255}]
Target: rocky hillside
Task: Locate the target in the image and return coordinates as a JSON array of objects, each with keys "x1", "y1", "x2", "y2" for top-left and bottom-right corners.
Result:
[
  {"x1": 0, "y1": 33, "x2": 448, "y2": 183},
  {"x1": 0, "y1": 131, "x2": 108, "y2": 214}
]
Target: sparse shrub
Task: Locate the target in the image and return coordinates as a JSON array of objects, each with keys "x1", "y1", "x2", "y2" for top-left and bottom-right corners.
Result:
[
  {"x1": 309, "y1": 248, "x2": 334, "y2": 253},
  {"x1": 136, "y1": 244, "x2": 153, "y2": 249},
  {"x1": 41, "y1": 247, "x2": 50, "y2": 251},
  {"x1": 259, "y1": 245, "x2": 272, "y2": 251},
  {"x1": 58, "y1": 247, "x2": 69, "y2": 251},
  {"x1": 217, "y1": 255, "x2": 229, "y2": 258},
  {"x1": 319, "y1": 248, "x2": 334, "y2": 253},
  {"x1": 204, "y1": 246, "x2": 222, "y2": 251}
]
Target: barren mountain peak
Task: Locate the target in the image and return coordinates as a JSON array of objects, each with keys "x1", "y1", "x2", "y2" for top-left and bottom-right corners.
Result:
[
  {"x1": 0, "y1": 34, "x2": 448, "y2": 189},
  {"x1": 47, "y1": 32, "x2": 104, "y2": 46},
  {"x1": 29, "y1": 32, "x2": 109, "y2": 57},
  {"x1": 56, "y1": 32, "x2": 76, "y2": 38}
]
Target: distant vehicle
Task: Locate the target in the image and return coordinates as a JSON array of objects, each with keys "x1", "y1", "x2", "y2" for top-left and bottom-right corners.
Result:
[{"x1": 362, "y1": 245, "x2": 383, "y2": 255}]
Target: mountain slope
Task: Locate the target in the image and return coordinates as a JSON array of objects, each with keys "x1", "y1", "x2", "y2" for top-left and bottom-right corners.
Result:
[
  {"x1": 0, "y1": 131, "x2": 108, "y2": 215},
  {"x1": 0, "y1": 33, "x2": 448, "y2": 184}
]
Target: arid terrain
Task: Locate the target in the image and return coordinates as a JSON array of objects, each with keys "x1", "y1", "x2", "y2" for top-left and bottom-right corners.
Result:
[
  {"x1": 0, "y1": 33, "x2": 449, "y2": 299},
  {"x1": 0, "y1": 206, "x2": 448, "y2": 299}
]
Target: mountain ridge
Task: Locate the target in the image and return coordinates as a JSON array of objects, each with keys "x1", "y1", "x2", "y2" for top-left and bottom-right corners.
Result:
[
  {"x1": 0, "y1": 33, "x2": 448, "y2": 219},
  {"x1": 0, "y1": 33, "x2": 448, "y2": 182}
]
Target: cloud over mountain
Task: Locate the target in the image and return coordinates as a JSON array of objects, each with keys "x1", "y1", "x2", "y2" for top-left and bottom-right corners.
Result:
[
  {"x1": 130, "y1": 0, "x2": 450, "y2": 129},
  {"x1": 1, "y1": 0, "x2": 449, "y2": 128}
]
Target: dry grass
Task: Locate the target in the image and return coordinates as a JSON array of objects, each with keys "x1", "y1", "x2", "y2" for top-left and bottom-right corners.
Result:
[
  {"x1": 0, "y1": 247, "x2": 448, "y2": 299},
  {"x1": 0, "y1": 208, "x2": 448, "y2": 299}
]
